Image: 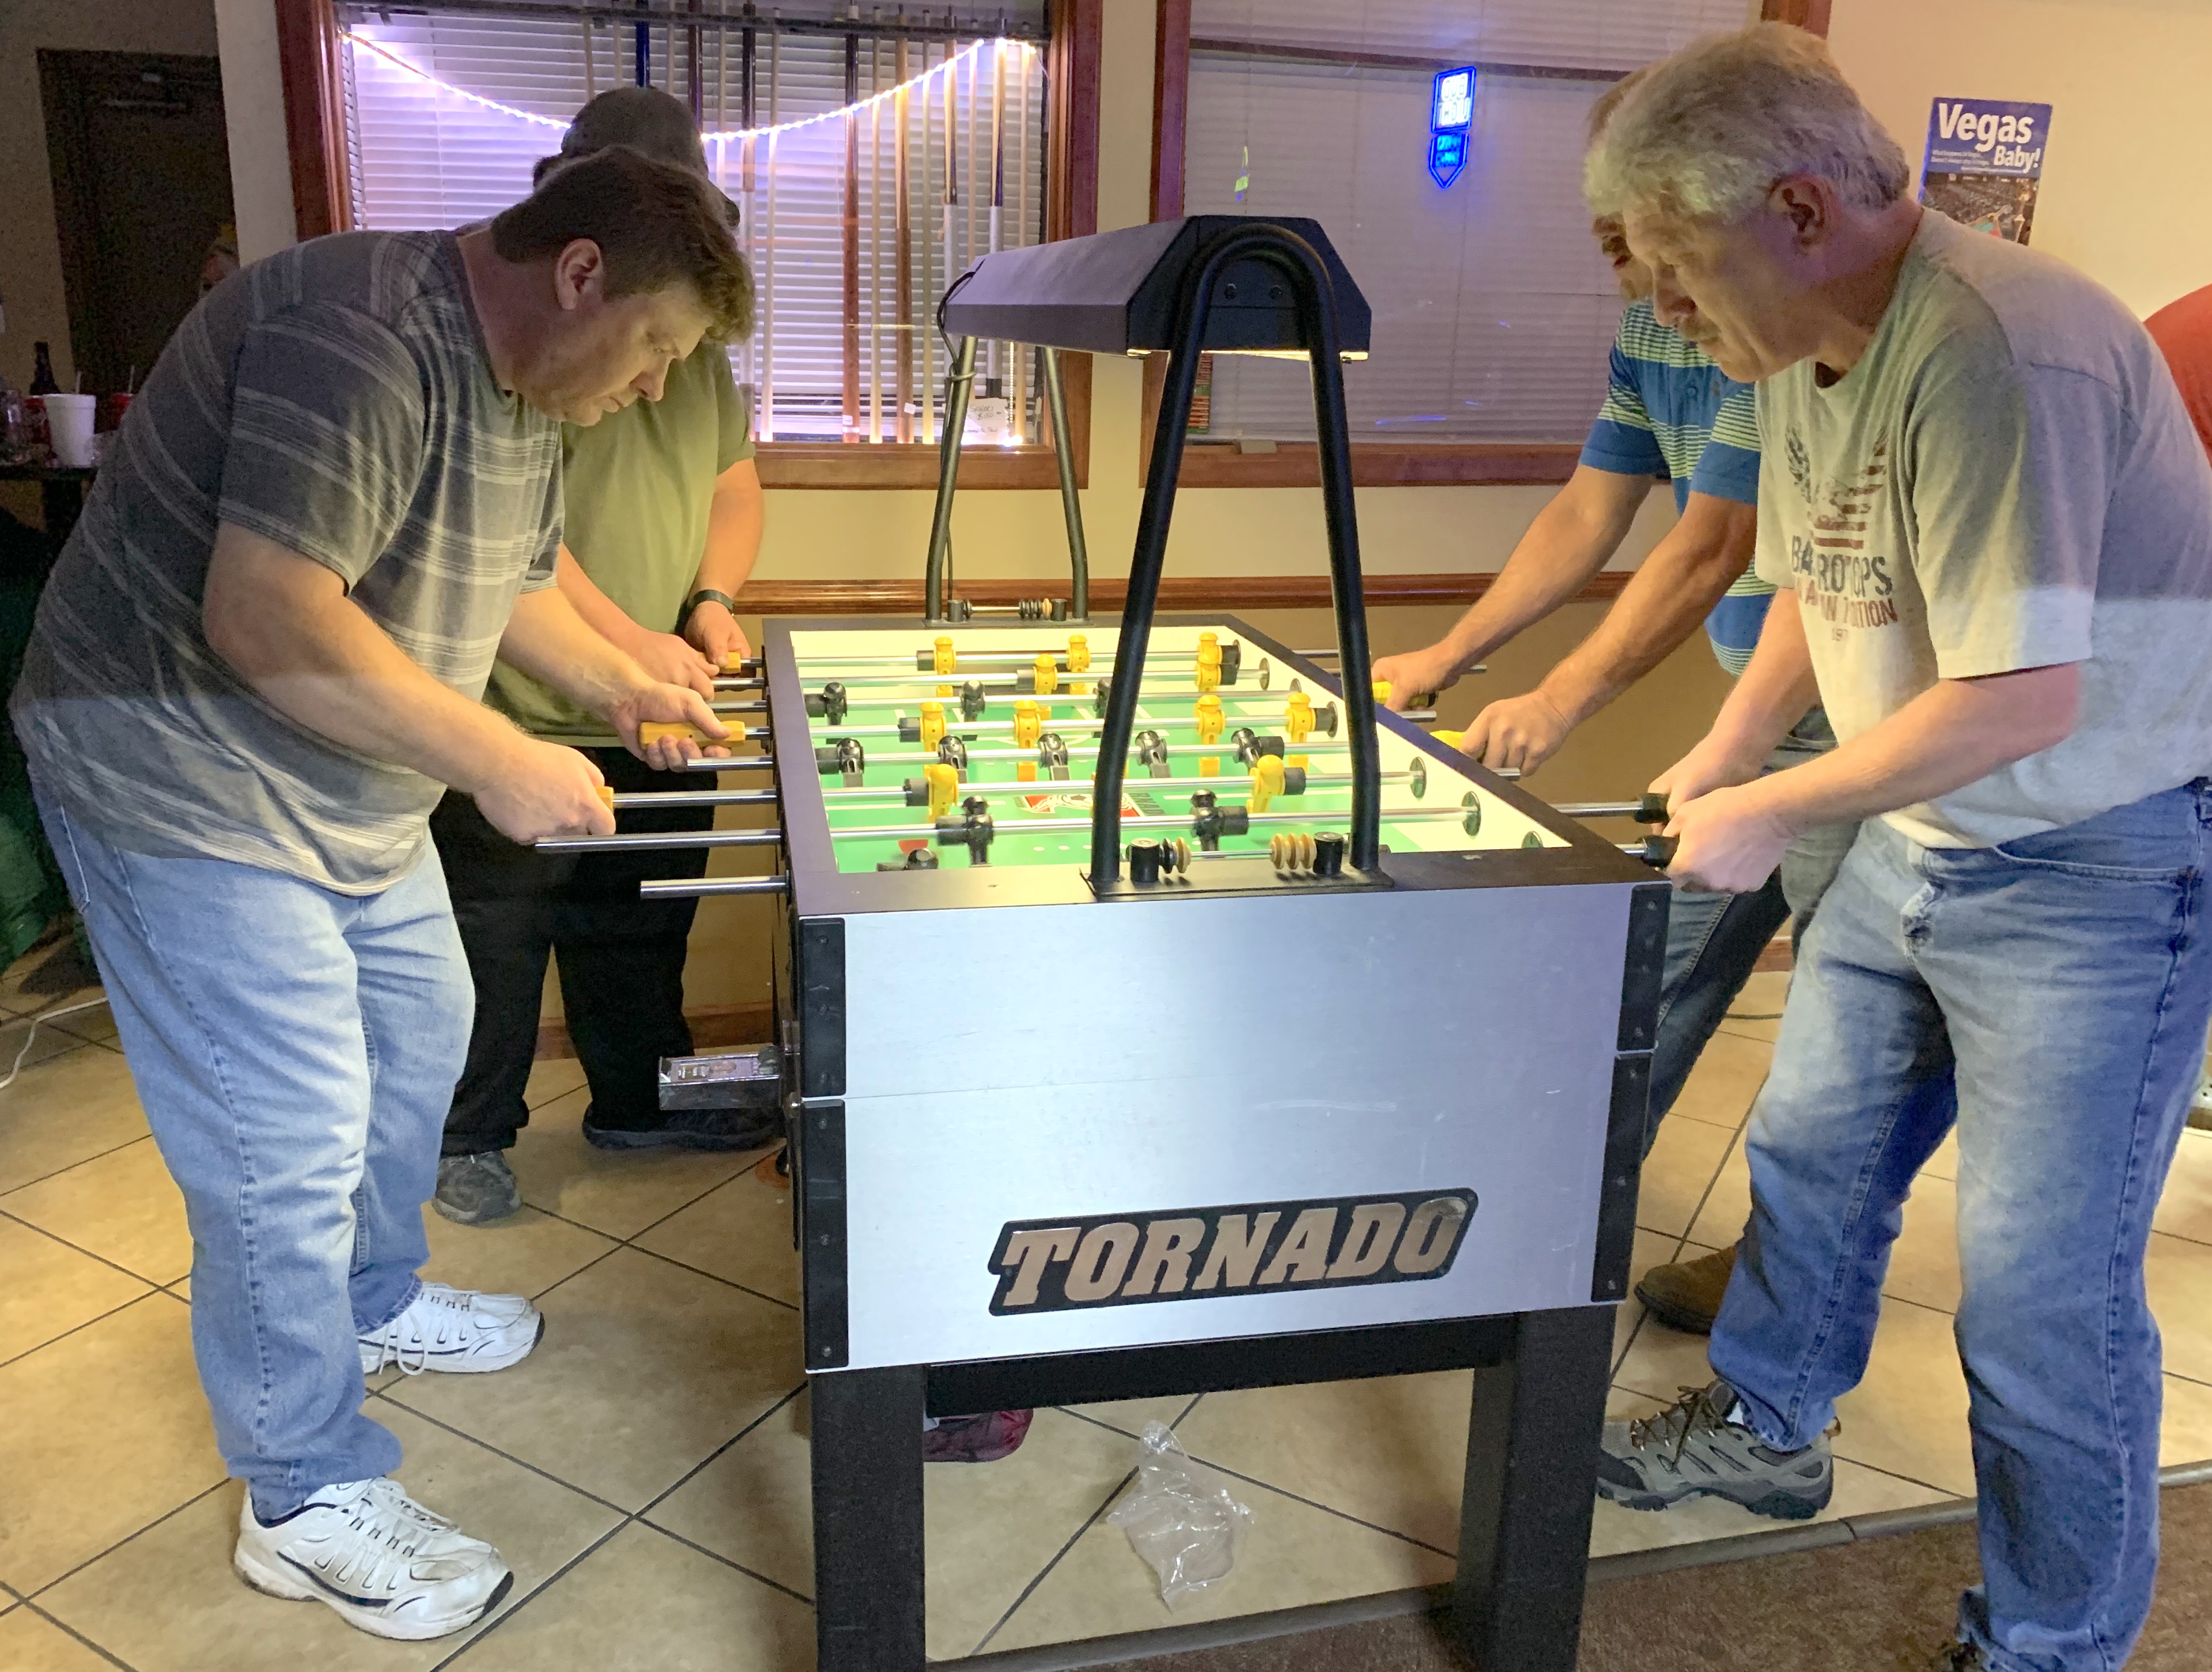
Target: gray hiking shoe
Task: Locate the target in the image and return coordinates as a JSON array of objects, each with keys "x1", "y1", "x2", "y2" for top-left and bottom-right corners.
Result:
[
  {"x1": 1596, "y1": 1379, "x2": 1833, "y2": 1520},
  {"x1": 433, "y1": 1152, "x2": 521, "y2": 1225}
]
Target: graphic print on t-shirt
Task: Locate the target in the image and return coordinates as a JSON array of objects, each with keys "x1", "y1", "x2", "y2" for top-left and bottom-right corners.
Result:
[{"x1": 1783, "y1": 425, "x2": 1901, "y2": 638}]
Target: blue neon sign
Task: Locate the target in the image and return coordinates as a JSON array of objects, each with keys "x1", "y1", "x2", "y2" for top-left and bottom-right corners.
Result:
[{"x1": 1430, "y1": 66, "x2": 1476, "y2": 187}]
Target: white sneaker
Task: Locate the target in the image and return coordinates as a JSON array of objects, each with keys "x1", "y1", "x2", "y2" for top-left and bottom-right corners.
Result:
[
  {"x1": 358, "y1": 1282, "x2": 543, "y2": 1376},
  {"x1": 233, "y1": 1477, "x2": 512, "y2": 1639}
]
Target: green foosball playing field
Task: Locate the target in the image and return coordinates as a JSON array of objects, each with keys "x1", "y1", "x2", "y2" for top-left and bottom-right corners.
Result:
[{"x1": 785, "y1": 622, "x2": 1564, "y2": 875}]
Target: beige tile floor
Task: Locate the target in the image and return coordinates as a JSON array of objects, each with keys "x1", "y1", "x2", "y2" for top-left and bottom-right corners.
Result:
[{"x1": 6, "y1": 953, "x2": 2212, "y2": 1669}]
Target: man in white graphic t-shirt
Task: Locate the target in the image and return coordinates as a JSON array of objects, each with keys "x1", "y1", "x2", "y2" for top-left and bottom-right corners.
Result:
[{"x1": 1575, "y1": 24, "x2": 2212, "y2": 1672}]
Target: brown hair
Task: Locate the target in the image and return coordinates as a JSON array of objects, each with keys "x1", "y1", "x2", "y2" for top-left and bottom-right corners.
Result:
[{"x1": 492, "y1": 146, "x2": 753, "y2": 340}]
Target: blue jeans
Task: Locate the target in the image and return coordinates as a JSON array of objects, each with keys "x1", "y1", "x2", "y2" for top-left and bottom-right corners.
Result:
[
  {"x1": 1647, "y1": 713, "x2": 1858, "y2": 1149},
  {"x1": 37, "y1": 791, "x2": 471, "y2": 1520},
  {"x1": 1710, "y1": 783, "x2": 2212, "y2": 1672}
]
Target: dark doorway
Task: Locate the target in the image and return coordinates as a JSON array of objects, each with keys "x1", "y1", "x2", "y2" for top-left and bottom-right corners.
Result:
[{"x1": 39, "y1": 51, "x2": 236, "y2": 396}]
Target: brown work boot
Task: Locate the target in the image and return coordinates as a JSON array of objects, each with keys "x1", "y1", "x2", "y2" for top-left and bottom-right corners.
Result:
[{"x1": 1635, "y1": 1244, "x2": 1738, "y2": 1334}]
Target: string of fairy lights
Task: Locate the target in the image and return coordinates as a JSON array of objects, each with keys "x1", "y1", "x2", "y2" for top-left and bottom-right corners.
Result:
[
  {"x1": 342, "y1": 27, "x2": 1043, "y2": 446},
  {"x1": 340, "y1": 29, "x2": 1030, "y2": 145}
]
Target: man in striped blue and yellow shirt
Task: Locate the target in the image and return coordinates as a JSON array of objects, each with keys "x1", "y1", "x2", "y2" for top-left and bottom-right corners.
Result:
[{"x1": 1376, "y1": 211, "x2": 1856, "y2": 1336}]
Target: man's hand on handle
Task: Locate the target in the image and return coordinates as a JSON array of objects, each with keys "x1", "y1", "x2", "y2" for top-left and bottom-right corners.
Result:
[
  {"x1": 629, "y1": 630, "x2": 719, "y2": 697},
  {"x1": 1455, "y1": 691, "x2": 1574, "y2": 775},
  {"x1": 1370, "y1": 647, "x2": 1458, "y2": 714},
  {"x1": 607, "y1": 682, "x2": 732, "y2": 772},
  {"x1": 475, "y1": 738, "x2": 614, "y2": 843},
  {"x1": 1648, "y1": 732, "x2": 1786, "y2": 893},
  {"x1": 683, "y1": 598, "x2": 753, "y2": 670}
]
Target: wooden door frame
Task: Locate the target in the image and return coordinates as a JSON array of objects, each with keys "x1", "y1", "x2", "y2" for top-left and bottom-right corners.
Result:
[{"x1": 273, "y1": 0, "x2": 1103, "y2": 490}]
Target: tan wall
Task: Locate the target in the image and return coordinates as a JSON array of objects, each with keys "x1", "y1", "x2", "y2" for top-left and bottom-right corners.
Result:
[
  {"x1": 0, "y1": 0, "x2": 223, "y2": 394},
  {"x1": 1828, "y1": 0, "x2": 2212, "y2": 318}
]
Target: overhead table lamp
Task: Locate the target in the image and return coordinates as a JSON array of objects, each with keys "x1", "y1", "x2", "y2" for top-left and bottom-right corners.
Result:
[{"x1": 940, "y1": 214, "x2": 1380, "y2": 893}]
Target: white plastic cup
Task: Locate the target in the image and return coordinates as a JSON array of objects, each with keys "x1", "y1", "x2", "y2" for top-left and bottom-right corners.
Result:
[{"x1": 46, "y1": 394, "x2": 97, "y2": 469}]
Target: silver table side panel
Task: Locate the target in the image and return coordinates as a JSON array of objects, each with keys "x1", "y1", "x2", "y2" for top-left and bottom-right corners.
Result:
[{"x1": 831, "y1": 884, "x2": 1632, "y2": 1369}]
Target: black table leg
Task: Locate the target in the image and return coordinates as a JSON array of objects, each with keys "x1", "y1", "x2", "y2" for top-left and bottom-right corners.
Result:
[
  {"x1": 812, "y1": 1363, "x2": 927, "y2": 1672},
  {"x1": 1453, "y1": 1304, "x2": 1615, "y2": 1671}
]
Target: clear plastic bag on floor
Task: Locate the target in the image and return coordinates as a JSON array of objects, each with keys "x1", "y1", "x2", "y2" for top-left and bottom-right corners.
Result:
[{"x1": 1106, "y1": 1421, "x2": 1253, "y2": 1606}]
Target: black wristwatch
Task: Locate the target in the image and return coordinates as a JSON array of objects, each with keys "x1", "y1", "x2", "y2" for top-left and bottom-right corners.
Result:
[{"x1": 678, "y1": 588, "x2": 738, "y2": 632}]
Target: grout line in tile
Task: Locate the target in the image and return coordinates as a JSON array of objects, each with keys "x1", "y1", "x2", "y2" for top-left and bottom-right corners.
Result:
[
  {"x1": 1610, "y1": 1229, "x2": 1689, "y2": 1380},
  {"x1": 967, "y1": 1466, "x2": 1141, "y2": 1659},
  {"x1": 610, "y1": 1159, "x2": 788, "y2": 1248},
  {"x1": 1053, "y1": 1391, "x2": 1205, "y2": 1444},
  {"x1": 0, "y1": 1182, "x2": 185, "y2": 1287},
  {"x1": 0, "y1": 1272, "x2": 165, "y2": 1374},
  {"x1": 6, "y1": 1595, "x2": 136, "y2": 1671},
  {"x1": 21, "y1": 1479, "x2": 230, "y2": 1609},
  {"x1": 0, "y1": 1127, "x2": 153, "y2": 1201},
  {"x1": 426, "y1": 1515, "x2": 636, "y2": 1672},
  {"x1": 1166, "y1": 1450, "x2": 1459, "y2": 1561},
  {"x1": 635, "y1": 1519, "x2": 815, "y2": 1607},
  {"x1": 1825, "y1": 1452, "x2": 1970, "y2": 1503},
  {"x1": 636, "y1": 1382, "x2": 808, "y2": 1521},
  {"x1": 364, "y1": 1392, "x2": 636, "y2": 1522},
  {"x1": 612, "y1": 1242, "x2": 799, "y2": 1315}
]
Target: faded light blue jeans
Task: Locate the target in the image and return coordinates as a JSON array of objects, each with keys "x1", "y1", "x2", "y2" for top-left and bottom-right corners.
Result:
[
  {"x1": 38, "y1": 790, "x2": 470, "y2": 1520},
  {"x1": 1710, "y1": 782, "x2": 2212, "y2": 1672},
  {"x1": 1647, "y1": 710, "x2": 1859, "y2": 1151}
]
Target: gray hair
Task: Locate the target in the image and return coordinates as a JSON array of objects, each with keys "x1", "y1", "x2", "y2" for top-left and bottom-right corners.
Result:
[{"x1": 1584, "y1": 24, "x2": 1911, "y2": 223}]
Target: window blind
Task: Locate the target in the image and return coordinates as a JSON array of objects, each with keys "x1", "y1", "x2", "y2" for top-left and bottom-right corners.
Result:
[
  {"x1": 342, "y1": 6, "x2": 1047, "y2": 444},
  {"x1": 1183, "y1": 0, "x2": 1756, "y2": 446}
]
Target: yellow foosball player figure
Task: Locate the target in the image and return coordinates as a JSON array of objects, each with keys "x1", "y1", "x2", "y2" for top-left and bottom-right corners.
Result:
[{"x1": 430, "y1": 88, "x2": 769, "y2": 1228}]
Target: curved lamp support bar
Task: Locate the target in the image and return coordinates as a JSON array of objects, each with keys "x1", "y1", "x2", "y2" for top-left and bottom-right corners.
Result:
[
  {"x1": 1088, "y1": 224, "x2": 1381, "y2": 886},
  {"x1": 923, "y1": 335, "x2": 980, "y2": 623},
  {"x1": 1041, "y1": 346, "x2": 1090, "y2": 620}
]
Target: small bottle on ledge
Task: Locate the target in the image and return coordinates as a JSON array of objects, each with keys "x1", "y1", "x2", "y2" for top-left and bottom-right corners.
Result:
[{"x1": 18, "y1": 340, "x2": 59, "y2": 465}]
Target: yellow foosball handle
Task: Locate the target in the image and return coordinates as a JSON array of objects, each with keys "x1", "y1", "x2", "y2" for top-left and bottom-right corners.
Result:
[
  {"x1": 722, "y1": 651, "x2": 750, "y2": 674},
  {"x1": 640, "y1": 720, "x2": 743, "y2": 750},
  {"x1": 1433, "y1": 729, "x2": 1464, "y2": 752},
  {"x1": 596, "y1": 785, "x2": 615, "y2": 809}
]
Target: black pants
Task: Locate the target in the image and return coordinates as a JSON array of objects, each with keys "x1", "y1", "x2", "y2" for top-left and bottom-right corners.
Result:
[{"x1": 432, "y1": 748, "x2": 713, "y2": 1154}]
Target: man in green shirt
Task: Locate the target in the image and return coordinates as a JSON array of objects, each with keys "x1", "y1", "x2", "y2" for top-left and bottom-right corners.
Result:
[{"x1": 433, "y1": 89, "x2": 767, "y2": 1225}]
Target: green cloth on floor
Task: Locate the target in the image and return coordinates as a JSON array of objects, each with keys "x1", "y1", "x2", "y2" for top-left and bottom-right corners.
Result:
[{"x1": 0, "y1": 511, "x2": 73, "y2": 966}]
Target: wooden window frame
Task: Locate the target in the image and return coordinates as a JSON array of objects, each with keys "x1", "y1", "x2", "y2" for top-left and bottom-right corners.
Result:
[
  {"x1": 274, "y1": 0, "x2": 1101, "y2": 490},
  {"x1": 1142, "y1": 0, "x2": 1828, "y2": 490}
]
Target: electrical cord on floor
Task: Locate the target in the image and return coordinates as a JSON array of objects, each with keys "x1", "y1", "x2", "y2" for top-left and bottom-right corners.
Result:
[{"x1": 0, "y1": 995, "x2": 112, "y2": 1090}]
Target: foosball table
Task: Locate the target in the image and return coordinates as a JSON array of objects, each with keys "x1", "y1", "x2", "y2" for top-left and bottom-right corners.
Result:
[{"x1": 538, "y1": 217, "x2": 1670, "y2": 1671}]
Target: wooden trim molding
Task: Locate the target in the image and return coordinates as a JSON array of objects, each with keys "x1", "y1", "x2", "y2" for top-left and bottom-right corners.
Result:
[
  {"x1": 1175, "y1": 441, "x2": 1581, "y2": 489},
  {"x1": 1759, "y1": 0, "x2": 1833, "y2": 33},
  {"x1": 538, "y1": 1003, "x2": 775, "y2": 1060},
  {"x1": 755, "y1": 441, "x2": 1084, "y2": 491},
  {"x1": 274, "y1": 0, "x2": 353, "y2": 240},
  {"x1": 732, "y1": 571, "x2": 1628, "y2": 616}
]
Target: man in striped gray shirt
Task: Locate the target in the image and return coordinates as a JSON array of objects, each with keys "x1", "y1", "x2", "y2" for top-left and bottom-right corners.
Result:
[{"x1": 10, "y1": 148, "x2": 750, "y2": 1640}]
